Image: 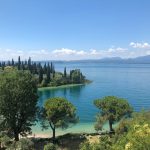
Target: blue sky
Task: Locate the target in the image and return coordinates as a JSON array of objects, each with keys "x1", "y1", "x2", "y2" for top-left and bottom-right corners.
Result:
[{"x1": 0, "y1": 0, "x2": 150, "y2": 60}]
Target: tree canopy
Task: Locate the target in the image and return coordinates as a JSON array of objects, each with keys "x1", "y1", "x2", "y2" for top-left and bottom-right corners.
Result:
[
  {"x1": 94, "y1": 96, "x2": 133, "y2": 132},
  {"x1": 42, "y1": 97, "x2": 78, "y2": 142},
  {"x1": 0, "y1": 70, "x2": 38, "y2": 141}
]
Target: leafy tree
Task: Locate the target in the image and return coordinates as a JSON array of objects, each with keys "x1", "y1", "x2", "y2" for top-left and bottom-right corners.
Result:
[
  {"x1": 0, "y1": 70, "x2": 38, "y2": 141},
  {"x1": 94, "y1": 96, "x2": 133, "y2": 132},
  {"x1": 42, "y1": 97, "x2": 78, "y2": 142}
]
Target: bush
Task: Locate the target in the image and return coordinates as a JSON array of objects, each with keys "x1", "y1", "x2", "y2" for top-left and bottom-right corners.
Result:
[
  {"x1": 0, "y1": 134, "x2": 11, "y2": 148},
  {"x1": 16, "y1": 138, "x2": 34, "y2": 150},
  {"x1": 44, "y1": 143, "x2": 58, "y2": 150}
]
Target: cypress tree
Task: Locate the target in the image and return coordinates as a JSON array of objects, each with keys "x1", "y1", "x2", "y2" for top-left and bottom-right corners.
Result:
[
  {"x1": 28, "y1": 57, "x2": 31, "y2": 71},
  {"x1": 50, "y1": 62, "x2": 53, "y2": 73},
  {"x1": 64, "y1": 67, "x2": 67, "y2": 78},
  {"x1": 18, "y1": 56, "x2": 21, "y2": 70},
  {"x1": 11, "y1": 59, "x2": 14, "y2": 66},
  {"x1": 43, "y1": 63, "x2": 47, "y2": 74},
  {"x1": 39, "y1": 65, "x2": 43, "y2": 84},
  {"x1": 46, "y1": 63, "x2": 51, "y2": 83}
]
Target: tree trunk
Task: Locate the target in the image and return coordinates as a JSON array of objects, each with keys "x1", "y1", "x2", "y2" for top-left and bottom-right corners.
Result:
[
  {"x1": 109, "y1": 120, "x2": 113, "y2": 132},
  {"x1": 14, "y1": 131, "x2": 19, "y2": 141},
  {"x1": 49, "y1": 122, "x2": 56, "y2": 143},
  {"x1": 52, "y1": 126, "x2": 55, "y2": 143}
]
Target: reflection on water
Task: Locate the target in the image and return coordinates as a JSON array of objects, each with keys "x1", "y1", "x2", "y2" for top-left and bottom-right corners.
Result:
[{"x1": 38, "y1": 85, "x2": 85, "y2": 107}]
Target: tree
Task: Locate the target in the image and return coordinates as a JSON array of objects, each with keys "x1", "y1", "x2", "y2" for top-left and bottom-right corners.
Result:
[
  {"x1": 11, "y1": 59, "x2": 14, "y2": 66},
  {"x1": 64, "y1": 67, "x2": 67, "y2": 78},
  {"x1": 18, "y1": 56, "x2": 21, "y2": 70},
  {"x1": 39, "y1": 66, "x2": 43, "y2": 84},
  {"x1": 42, "y1": 97, "x2": 78, "y2": 142},
  {"x1": 46, "y1": 63, "x2": 51, "y2": 84},
  {"x1": 0, "y1": 70, "x2": 38, "y2": 141},
  {"x1": 94, "y1": 96, "x2": 133, "y2": 133}
]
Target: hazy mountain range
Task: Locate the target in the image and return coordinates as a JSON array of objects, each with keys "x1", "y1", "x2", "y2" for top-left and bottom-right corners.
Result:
[{"x1": 60, "y1": 55, "x2": 150, "y2": 64}]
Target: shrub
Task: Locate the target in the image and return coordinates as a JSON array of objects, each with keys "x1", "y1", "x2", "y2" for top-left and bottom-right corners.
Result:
[
  {"x1": 44, "y1": 143, "x2": 57, "y2": 150},
  {"x1": 16, "y1": 138, "x2": 34, "y2": 150}
]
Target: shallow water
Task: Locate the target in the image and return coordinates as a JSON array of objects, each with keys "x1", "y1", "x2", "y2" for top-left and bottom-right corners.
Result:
[{"x1": 32, "y1": 63, "x2": 150, "y2": 137}]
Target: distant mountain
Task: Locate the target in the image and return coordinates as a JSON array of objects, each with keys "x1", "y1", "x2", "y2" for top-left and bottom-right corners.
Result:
[
  {"x1": 97, "y1": 55, "x2": 150, "y2": 63},
  {"x1": 62, "y1": 55, "x2": 150, "y2": 64},
  {"x1": 38, "y1": 55, "x2": 150, "y2": 64},
  {"x1": 126, "y1": 55, "x2": 150, "y2": 63}
]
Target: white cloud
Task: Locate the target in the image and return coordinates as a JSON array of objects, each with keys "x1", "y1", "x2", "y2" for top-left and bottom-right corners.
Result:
[
  {"x1": 52, "y1": 48, "x2": 87, "y2": 56},
  {"x1": 0, "y1": 42, "x2": 150, "y2": 61},
  {"x1": 130, "y1": 42, "x2": 150, "y2": 49}
]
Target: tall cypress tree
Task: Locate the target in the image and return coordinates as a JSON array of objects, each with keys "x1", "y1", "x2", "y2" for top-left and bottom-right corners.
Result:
[
  {"x1": 46, "y1": 63, "x2": 51, "y2": 83},
  {"x1": 50, "y1": 62, "x2": 53, "y2": 73},
  {"x1": 43, "y1": 63, "x2": 47, "y2": 74},
  {"x1": 18, "y1": 56, "x2": 21, "y2": 70},
  {"x1": 64, "y1": 67, "x2": 67, "y2": 78},
  {"x1": 28, "y1": 57, "x2": 31, "y2": 71},
  {"x1": 11, "y1": 59, "x2": 14, "y2": 66},
  {"x1": 39, "y1": 65, "x2": 43, "y2": 84}
]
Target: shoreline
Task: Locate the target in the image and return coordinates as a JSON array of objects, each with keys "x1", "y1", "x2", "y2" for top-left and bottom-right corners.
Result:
[
  {"x1": 38, "y1": 82, "x2": 91, "y2": 91},
  {"x1": 30, "y1": 121, "x2": 118, "y2": 139}
]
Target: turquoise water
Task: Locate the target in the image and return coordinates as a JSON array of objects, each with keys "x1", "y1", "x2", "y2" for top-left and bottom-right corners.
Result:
[{"x1": 33, "y1": 63, "x2": 150, "y2": 136}]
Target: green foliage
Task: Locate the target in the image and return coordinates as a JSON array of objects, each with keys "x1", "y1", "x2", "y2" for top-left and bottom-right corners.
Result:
[
  {"x1": 0, "y1": 133, "x2": 12, "y2": 148},
  {"x1": 0, "y1": 57, "x2": 88, "y2": 88},
  {"x1": 42, "y1": 97, "x2": 78, "y2": 141},
  {"x1": 0, "y1": 70, "x2": 38, "y2": 141},
  {"x1": 112, "y1": 111, "x2": 150, "y2": 150},
  {"x1": 80, "y1": 136, "x2": 112, "y2": 150},
  {"x1": 80, "y1": 111, "x2": 150, "y2": 150},
  {"x1": 94, "y1": 96, "x2": 133, "y2": 132},
  {"x1": 16, "y1": 138, "x2": 34, "y2": 150},
  {"x1": 44, "y1": 143, "x2": 58, "y2": 150},
  {"x1": 44, "y1": 97, "x2": 78, "y2": 129},
  {"x1": 70, "y1": 69, "x2": 85, "y2": 84}
]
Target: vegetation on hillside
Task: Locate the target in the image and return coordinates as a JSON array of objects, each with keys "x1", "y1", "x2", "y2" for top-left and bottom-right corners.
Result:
[
  {"x1": 80, "y1": 111, "x2": 150, "y2": 150},
  {"x1": 0, "y1": 56, "x2": 90, "y2": 88}
]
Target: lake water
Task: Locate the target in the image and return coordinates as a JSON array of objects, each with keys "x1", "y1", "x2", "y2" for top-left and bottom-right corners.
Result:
[{"x1": 33, "y1": 63, "x2": 150, "y2": 137}]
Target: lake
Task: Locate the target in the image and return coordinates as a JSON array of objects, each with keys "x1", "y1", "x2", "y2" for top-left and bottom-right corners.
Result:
[{"x1": 33, "y1": 63, "x2": 150, "y2": 137}]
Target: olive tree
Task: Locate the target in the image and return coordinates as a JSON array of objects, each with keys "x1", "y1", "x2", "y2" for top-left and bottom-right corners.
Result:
[
  {"x1": 0, "y1": 70, "x2": 38, "y2": 141},
  {"x1": 42, "y1": 97, "x2": 78, "y2": 142},
  {"x1": 94, "y1": 96, "x2": 133, "y2": 132}
]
